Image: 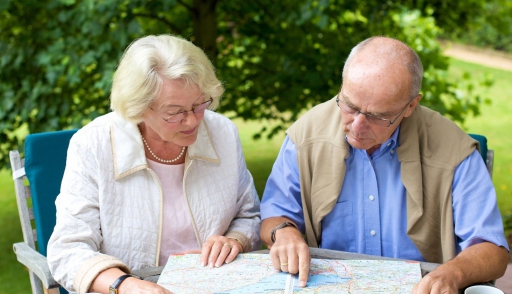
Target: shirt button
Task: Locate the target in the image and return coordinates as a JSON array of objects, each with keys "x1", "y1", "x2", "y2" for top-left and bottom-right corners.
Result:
[
  {"x1": 390, "y1": 149, "x2": 395, "y2": 154},
  {"x1": 369, "y1": 195, "x2": 375, "y2": 201},
  {"x1": 370, "y1": 230, "x2": 376, "y2": 236},
  {"x1": 387, "y1": 142, "x2": 391, "y2": 146}
]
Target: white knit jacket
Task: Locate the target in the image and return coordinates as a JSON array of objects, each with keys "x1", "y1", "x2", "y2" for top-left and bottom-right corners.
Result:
[{"x1": 47, "y1": 110, "x2": 261, "y2": 293}]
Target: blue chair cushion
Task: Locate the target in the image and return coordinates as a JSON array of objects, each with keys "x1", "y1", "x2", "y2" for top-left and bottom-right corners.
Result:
[
  {"x1": 24, "y1": 129, "x2": 77, "y2": 256},
  {"x1": 468, "y1": 133, "x2": 488, "y2": 162}
]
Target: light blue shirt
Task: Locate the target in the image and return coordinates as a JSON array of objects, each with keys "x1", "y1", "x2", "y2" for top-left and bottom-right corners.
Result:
[{"x1": 261, "y1": 129, "x2": 509, "y2": 261}]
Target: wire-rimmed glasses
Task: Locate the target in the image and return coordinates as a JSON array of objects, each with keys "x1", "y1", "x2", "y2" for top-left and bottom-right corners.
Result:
[
  {"x1": 150, "y1": 98, "x2": 213, "y2": 123},
  {"x1": 336, "y1": 96, "x2": 413, "y2": 127}
]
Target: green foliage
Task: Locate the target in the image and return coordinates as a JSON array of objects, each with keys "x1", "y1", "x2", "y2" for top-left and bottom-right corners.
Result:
[
  {"x1": 505, "y1": 214, "x2": 512, "y2": 231},
  {"x1": 0, "y1": 0, "x2": 146, "y2": 163},
  {"x1": 397, "y1": 0, "x2": 485, "y2": 33},
  {"x1": 215, "y1": 1, "x2": 490, "y2": 135},
  {"x1": 443, "y1": 0, "x2": 512, "y2": 53},
  {"x1": 0, "y1": 0, "x2": 491, "y2": 168},
  {"x1": 0, "y1": 169, "x2": 31, "y2": 293}
]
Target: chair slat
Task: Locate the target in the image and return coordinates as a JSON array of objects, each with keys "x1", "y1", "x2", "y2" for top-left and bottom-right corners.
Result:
[
  {"x1": 487, "y1": 150, "x2": 494, "y2": 178},
  {"x1": 10, "y1": 151, "x2": 37, "y2": 249},
  {"x1": 25, "y1": 185, "x2": 32, "y2": 200},
  {"x1": 28, "y1": 207, "x2": 34, "y2": 221}
]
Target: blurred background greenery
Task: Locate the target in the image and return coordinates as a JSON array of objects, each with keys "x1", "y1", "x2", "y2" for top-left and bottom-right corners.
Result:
[
  {"x1": 3, "y1": 0, "x2": 512, "y2": 165},
  {"x1": 1, "y1": 0, "x2": 512, "y2": 292}
]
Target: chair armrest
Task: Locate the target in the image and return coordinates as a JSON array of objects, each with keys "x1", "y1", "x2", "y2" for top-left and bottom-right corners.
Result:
[{"x1": 13, "y1": 242, "x2": 60, "y2": 289}]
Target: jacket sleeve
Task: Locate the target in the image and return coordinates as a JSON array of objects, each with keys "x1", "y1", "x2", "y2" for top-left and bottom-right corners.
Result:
[
  {"x1": 224, "y1": 129, "x2": 262, "y2": 252},
  {"x1": 46, "y1": 131, "x2": 130, "y2": 293}
]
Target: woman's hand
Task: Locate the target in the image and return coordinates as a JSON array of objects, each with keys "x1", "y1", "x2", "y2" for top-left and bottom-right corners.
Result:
[
  {"x1": 200, "y1": 235, "x2": 242, "y2": 268},
  {"x1": 89, "y1": 268, "x2": 173, "y2": 294},
  {"x1": 118, "y1": 277, "x2": 173, "y2": 294}
]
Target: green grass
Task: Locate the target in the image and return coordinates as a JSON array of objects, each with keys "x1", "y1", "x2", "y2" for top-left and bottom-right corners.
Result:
[
  {"x1": 0, "y1": 169, "x2": 32, "y2": 293},
  {"x1": 0, "y1": 58, "x2": 510, "y2": 292},
  {"x1": 235, "y1": 119, "x2": 286, "y2": 196}
]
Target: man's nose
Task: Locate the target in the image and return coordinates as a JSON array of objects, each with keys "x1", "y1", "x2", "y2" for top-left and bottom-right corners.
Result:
[{"x1": 351, "y1": 112, "x2": 370, "y2": 131}]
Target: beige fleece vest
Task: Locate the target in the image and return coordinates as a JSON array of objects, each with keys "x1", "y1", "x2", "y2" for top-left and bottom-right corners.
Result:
[{"x1": 287, "y1": 98, "x2": 478, "y2": 263}]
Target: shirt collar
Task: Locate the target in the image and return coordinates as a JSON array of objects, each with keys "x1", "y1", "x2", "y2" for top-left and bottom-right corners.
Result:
[
  {"x1": 346, "y1": 125, "x2": 400, "y2": 158},
  {"x1": 110, "y1": 111, "x2": 219, "y2": 180}
]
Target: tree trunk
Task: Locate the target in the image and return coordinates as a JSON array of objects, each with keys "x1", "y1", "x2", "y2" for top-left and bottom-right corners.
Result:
[{"x1": 191, "y1": 0, "x2": 218, "y2": 64}]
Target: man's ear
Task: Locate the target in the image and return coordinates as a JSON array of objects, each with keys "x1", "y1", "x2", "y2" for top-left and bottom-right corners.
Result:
[{"x1": 404, "y1": 94, "x2": 422, "y2": 118}]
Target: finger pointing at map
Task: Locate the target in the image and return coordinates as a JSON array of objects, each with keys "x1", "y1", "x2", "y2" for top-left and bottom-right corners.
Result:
[{"x1": 262, "y1": 217, "x2": 311, "y2": 287}]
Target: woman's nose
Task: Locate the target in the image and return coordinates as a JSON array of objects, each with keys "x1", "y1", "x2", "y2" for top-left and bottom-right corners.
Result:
[{"x1": 181, "y1": 110, "x2": 199, "y2": 125}]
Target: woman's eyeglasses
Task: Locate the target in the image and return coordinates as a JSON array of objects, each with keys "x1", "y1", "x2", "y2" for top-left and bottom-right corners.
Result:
[{"x1": 150, "y1": 98, "x2": 213, "y2": 123}]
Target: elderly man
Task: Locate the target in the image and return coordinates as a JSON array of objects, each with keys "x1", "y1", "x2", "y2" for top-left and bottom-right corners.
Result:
[{"x1": 260, "y1": 36, "x2": 509, "y2": 293}]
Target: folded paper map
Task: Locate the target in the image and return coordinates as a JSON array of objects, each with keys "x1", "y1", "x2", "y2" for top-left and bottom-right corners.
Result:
[{"x1": 157, "y1": 253, "x2": 421, "y2": 293}]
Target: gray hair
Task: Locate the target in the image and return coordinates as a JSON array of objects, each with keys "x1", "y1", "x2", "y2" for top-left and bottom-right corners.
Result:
[
  {"x1": 342, "y1": 36, "x2": 423, "y2": 99},
  {"x1": 110, "y1": 34, "x2": 224, "y2": 124}
]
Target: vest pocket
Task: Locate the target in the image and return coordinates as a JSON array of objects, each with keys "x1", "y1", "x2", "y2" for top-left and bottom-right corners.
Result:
[{"x1": 320, "y1": 200, "x2": 355, "y2": 252}]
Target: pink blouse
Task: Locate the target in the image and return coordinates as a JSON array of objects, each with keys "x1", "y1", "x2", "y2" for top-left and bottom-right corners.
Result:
[{"x1": 147, "y1": 159, "x2": 200, "y2": 266}]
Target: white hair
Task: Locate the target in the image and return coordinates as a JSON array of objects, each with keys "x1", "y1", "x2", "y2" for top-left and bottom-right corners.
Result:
[{"x1": 110, "y1": 34, "x2": 224, "y2": 124}]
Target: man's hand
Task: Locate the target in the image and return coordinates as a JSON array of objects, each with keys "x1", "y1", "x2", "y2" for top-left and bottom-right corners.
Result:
[
  {"x1": 411, "y1": 242, "x2": 508, "y2": 294},
  {"x1": 200, "y1": 235, "x2": 242, "y2": 268},
  {"x1": 261, "y1": 217, "x2": 311, "y2": 287},
  {"x1": 411, "y1": 266, "x2": 460, "y2": 294}
]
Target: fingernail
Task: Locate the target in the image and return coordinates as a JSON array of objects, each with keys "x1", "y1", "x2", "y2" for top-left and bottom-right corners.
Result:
[
  {"x1": 209, "y1": 262, "x2": 213, "y2": 268},
  {"x1": 201, "y1": 261, "x2": 206, "y2": 267},
  {"x1": 299, "y1": 281, "x2": 306, "y2": 287}
]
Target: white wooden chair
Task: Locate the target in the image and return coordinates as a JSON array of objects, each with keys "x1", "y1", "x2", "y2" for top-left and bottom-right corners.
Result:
[
  {"x1": 469, "y1": 133, "x2": 494, "y2": 177},
  {"x1": 9, "y1": 129, "x2": 77, "y2": 294},
  {"x1": 10, "y1": 129, "x2": 163, "y2": 293}
]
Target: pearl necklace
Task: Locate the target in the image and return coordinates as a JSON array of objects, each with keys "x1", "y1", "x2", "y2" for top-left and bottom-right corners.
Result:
[{"x1": 141, "y1": 136, "x2": 186, "y2": 163}]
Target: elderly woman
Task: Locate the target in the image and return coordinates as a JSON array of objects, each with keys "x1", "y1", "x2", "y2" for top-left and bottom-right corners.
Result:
[{"x1": 47, "y1": 35, "x2": 261, "y2": 294}]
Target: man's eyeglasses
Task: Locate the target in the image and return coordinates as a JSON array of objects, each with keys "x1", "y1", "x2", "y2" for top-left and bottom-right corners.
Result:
[
  {"x1": 336, "y1": 95, "x2": 412, "y2": 127},
  {"x1": 150, "y1": 98, "x2": 213, "y2": 123}
]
